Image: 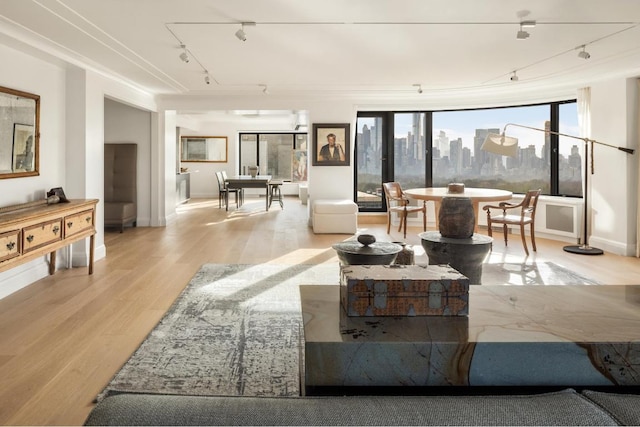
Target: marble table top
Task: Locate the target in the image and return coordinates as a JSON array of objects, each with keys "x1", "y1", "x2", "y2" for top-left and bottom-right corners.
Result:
[{"x1": 301, "y1": 284, "x2": 640, "y2": 388}]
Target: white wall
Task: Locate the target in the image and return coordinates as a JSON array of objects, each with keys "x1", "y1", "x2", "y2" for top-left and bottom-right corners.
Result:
[
  {"x1": 104, "y1": 98, "x2": 152, "y2": 226},
  {"x1": 589, "y1": 78, "x2": 639, "y2": 255},
  {"x1": 0, "y1": 43, "x2": 67, "y2": 298},
  {"x1": 0, "y1": 46, "x2": 158, "y2": 299}
]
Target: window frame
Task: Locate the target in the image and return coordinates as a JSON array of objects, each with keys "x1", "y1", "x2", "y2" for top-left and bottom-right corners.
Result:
[{"x1": 355, "y1": 99, "x2": 578, "y2": 213}]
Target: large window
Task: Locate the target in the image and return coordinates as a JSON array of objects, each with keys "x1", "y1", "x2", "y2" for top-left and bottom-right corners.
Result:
[
  {"x1": 239, "y1": 133, "x2": 307, "y2": 181},
  {"x1": 355, "y1": 101, "x2": 579, "y2": 211}
]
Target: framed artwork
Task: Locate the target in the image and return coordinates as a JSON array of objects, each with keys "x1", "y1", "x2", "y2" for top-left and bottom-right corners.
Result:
[
  {"x1": 12, "y1": 123, "x2": 35, "y2": 171},
  {"x1": 180, "y1": 136, "x2": 228, "y2": 162},
  {"x1": 312, "y1": 123, "x2": 350, "y2": 166},
  {"x1": 292, "y1": 149, "x2": 307, "y2": 182}
]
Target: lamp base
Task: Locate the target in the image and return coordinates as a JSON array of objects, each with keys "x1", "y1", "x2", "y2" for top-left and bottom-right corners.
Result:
[{"x1": 563, "y1": 245, "x2": 604, "y2": 255}]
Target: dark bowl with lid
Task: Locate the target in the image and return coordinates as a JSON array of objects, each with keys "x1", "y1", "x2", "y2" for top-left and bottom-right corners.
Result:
[{"x1": 332, "y1": 234, "x2": 402, "y2": 265}]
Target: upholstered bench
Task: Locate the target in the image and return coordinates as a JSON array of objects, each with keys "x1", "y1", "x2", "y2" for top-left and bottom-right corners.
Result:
[{"x1": 312, "y1": 199, "x2": 358, "y2": 234}]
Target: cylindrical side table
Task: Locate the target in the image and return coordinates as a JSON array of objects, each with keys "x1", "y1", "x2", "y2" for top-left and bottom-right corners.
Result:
[{"x1": 419, "y1": 231, "x2": 492, "y2": 285}]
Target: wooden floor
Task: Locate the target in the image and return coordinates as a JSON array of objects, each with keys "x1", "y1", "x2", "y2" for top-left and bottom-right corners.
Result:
[{"x1": 0, "y1": 196, "x2": 639, "y2": 425}]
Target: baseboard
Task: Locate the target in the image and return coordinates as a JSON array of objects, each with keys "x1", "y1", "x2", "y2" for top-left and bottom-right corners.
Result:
[{"x1": 0, "y1": 260, "x2": 49, "y2": 299}]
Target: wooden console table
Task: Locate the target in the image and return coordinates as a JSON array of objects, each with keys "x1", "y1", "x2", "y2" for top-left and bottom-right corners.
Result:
[{"x1": 0, "y1": 199, "x2": 98, "y2": 276}]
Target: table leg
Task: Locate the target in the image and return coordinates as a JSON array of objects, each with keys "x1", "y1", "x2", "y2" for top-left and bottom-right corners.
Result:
[
  {"x1": 89, "y1": 234, "x2": 95, "y2": 275},
  {"x1": 265, "y1": 184, "x2": 269, "y2": 211},
  {"x1": 434, "y1": 200, "x2": 441, "y2": 229},
  {"x1": 226, "y1": 190, "x2": 229, "y2": 212}
]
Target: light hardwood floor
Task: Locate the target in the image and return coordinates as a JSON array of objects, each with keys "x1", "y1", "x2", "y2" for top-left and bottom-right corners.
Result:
[{"x1": 1, "y1": 196, "x2": 639, "y2": 425}]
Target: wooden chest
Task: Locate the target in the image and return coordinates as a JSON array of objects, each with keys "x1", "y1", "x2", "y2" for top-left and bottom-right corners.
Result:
[{"x1": 340, "y1": 264, "x2": 469, "y2": 317}]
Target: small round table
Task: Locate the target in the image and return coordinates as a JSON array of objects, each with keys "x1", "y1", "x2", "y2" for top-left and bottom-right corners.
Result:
[{"x1": 404, "y1": 187, "x2": 513, "y2": 232}]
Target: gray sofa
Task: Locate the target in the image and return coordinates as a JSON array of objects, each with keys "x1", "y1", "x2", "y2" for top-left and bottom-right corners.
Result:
[{"x1": 85, "y1": 388, "x2": 640, "y2": 426}]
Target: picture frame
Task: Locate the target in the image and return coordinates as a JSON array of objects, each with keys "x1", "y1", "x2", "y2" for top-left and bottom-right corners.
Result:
[
  {"x1": 180, "y1": 136, "x2": 228, "y2": 163},
  {"x1": 12, "y1": 123, "x2": 35, "y2": 172},
  {"x1": 312, "y1": 123, "x2": 350, "y2": 166}
]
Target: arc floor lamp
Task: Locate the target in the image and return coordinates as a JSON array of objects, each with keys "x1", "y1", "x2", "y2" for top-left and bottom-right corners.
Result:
[{"x1": 482, "y1": 123, "x2": 635, "y2": 255}]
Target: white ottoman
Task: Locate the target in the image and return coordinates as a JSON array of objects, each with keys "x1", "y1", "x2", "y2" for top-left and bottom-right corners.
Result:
[{"x1": 312, "y1": 199, "x2": 358, "y2": 234}]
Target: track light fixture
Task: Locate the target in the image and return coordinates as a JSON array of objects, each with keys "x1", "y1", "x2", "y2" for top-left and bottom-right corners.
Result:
[
  {"x1": 260, "y1": 84, "x2": 269, "y2": 94},
  {"x1": 235, "y1": 27, "x2": 246, "y2": 41},
  {"x1": 204, "y1": 73, "x2": 211, "y2": 85},
  {"x1": 510, "y1": 71, "x2": 519, "y2": 82},
  {"x1": 578, "y1": 45, "x2": 591, "y2": 60},
  {"x1": 413, "y1": 83, "x2": 423, "y2": 94},
  {"x1": 516, "y1": 20, "x2": 535, "y2": 40},
  {"x1": 235, "y1": 22, "x2": 255, "y2": 41},
  {"x1": 179, "y1": 44, "x2": 190, "y2": 63}
]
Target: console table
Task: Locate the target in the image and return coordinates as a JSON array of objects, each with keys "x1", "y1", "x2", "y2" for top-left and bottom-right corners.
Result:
[
  {"x1": 301, "y1": 284, "x2": 640, "y2": 392},
  {"x1": 0, "y1": 199, "x2": 97, "y2": 276}
]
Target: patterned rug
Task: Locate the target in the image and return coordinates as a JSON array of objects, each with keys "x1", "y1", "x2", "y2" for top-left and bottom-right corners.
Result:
[{"x1": 97, "y1": 261, "x2": 598, "y2": 401}]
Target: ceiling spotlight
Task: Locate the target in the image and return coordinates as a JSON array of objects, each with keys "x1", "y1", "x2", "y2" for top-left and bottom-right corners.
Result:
[
  {"x1": 413, "y1": 83, "x2": 423, "y2": 94},
  {"x1": 204, "y1": 74, "x2": 211, "y2": 85},
  {"x1": 260, "y1": 84, "x2": 269, "y2": 94},
  {"x1": 235, "y1": 22, "x2": 255, "y2": 41},
  {"x1": 179, "y1": 44, "x2": 190, "y2": 63},
  {"x1": 235, "y1": 27, "x2": 247, "y2": 41},
  {"x1": 516, "y1": 26, "x2": 529, "y2": 40},
  {"x1": 578, "y1": 45, "x2": 591, "y2": 60},
  {"x1": 516, "y1": 21, "x2": 535, "y2": 40},
  {"x1": 510, "y1": 71, "x2": 519, "y2": 82}
]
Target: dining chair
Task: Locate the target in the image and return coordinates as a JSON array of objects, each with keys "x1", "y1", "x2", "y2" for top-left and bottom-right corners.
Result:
[
  {"x1": 382, "y1": 182, "x2": 427, "y2": 239},
  {"x1": 215, "y1": 171, "x2": 240, "y2": 209},
  {"x1": 482, "y1": 189, "x2": 541, "y2": 256},
  {"x1": 268, "y1": 179, "x2": 284, "y2": 209},
  {"x1": 221, "y1": 170, "x2": 243, "y2": 205}
]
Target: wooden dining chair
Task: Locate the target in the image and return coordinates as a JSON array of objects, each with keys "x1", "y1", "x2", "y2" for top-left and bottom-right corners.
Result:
[
  {"x1": 482, "y1": 189, "x2": 541, "y2": 256},
  {"x1": 382, "y1": 182, "x2": 427, "y2": 239}
]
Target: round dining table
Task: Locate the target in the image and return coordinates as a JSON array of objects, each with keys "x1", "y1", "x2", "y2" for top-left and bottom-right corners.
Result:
[{"x1": 404, "y1": 187, "x2": 513, "y2": 232}]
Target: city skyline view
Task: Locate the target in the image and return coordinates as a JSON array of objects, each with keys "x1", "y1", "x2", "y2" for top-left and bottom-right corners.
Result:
[{"x1": 355, "y1": 102, "x2": 582, "y2": 208}]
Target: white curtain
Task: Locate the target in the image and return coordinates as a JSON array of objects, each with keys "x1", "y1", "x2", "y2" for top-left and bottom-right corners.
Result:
[
  {"x1": 577, "y1": 87, "x2": 591, "y2": 245},
  {"x1": 636, "y1": 79, "x2": 640, "y2": 257}
]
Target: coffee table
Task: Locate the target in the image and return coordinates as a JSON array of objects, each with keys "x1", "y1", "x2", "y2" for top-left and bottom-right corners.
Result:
[{"x1": 301, "y1": 284, "x2": 640, "y2": 393}]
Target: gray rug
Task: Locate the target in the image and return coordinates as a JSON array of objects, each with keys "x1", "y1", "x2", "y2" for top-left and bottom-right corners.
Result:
[{"x1": 97, "y1": 261, "x2": 598, "y2": 401}]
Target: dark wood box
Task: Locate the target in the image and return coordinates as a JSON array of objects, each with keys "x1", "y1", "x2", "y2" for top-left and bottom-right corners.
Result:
[{"x1": 340, "y1": 264, "x2": 469, "y2": 317}]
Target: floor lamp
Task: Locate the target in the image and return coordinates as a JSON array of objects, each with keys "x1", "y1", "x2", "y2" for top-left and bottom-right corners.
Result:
[{"x1": 482, "y1": 123, "x2": 635, "y2": 255}]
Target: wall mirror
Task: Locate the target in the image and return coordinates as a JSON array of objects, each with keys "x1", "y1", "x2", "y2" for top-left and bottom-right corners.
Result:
[
  {"x1": 180, "y1": 136, "x2": 227, "y2": 163},
  {"x1": 0, "y1": 85, "x2": 40, "y2": 179}
]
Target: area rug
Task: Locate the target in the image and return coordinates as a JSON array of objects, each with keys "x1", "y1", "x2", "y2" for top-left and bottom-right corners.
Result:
[{"x1": 97, "y1": 261, "x2": 598, "y2": 401}]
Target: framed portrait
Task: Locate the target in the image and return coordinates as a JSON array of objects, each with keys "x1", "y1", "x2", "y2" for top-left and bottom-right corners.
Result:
[
  {"x1": 312, "y1": 123, "x2": 350, "y2": 166},
  {"x1": 12, "y1": 123, "x2": 35, "y2": 171}
]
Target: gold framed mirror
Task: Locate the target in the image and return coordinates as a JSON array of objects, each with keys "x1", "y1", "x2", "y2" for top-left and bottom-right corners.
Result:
[
  {"x1": 180, "y1": 136, "x2": 227, "y2": 163},
  {"x1": 0, "y1": 85, "x2": 40, "y2": 179}
]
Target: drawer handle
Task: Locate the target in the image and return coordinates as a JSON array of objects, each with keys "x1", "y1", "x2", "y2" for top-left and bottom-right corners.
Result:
[
  {"x1": 53, "y1": 225, "x2": 60, "y2": 235},
  {"x1": 26, "y1": 235, "x2": 34, "y2": 243},
  {"x1": 67, "y1": 221, "x2": 73, "y2": 229},
  {"x1": 85, "y1": 216, "x2": 91, "y2": 223},
  {"x1": 6, "y1": 241, "x2": 15, "y2": 250}
]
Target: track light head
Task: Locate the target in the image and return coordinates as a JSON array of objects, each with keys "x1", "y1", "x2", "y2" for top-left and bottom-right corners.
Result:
[
  {"x1": 578, "y1": 46, "x2": 591, "y2": 60},
  {"x1": 235, "y1": 28, "x2": 247, "y2": 41},
  {"x1": 179, "y1": 45, "x2": 190, "y2": 63},
  {"x1": 234, "y1": 22, "x2": 255, "y2": 41},
  {"x1": 510, "y1": 71, "x2": 519, "y2": 82},
  {"x1": 260, "y1": 84, "x2": 269, "y2": 94},
  {"x1": 412, "y1": 83, "x2": 423, "y2": 94},
  {"x1": 205, "y1": 74, "x2": 211, "y2": 85},
  {"x1": 516, "y1": 20, "x2": 535, "y2": 39}
]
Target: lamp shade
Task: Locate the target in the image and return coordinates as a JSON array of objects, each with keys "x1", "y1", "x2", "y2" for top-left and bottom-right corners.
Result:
[{"x1": 481, "y1": 133, "x2": 519, "y2": 157}]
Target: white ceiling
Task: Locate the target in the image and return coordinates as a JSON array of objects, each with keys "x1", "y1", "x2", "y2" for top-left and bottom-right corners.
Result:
[{"x1": 1, "y1": 0, "x2": 640, "y2": 105}]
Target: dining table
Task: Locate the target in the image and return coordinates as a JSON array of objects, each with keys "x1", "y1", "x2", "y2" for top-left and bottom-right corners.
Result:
[
  {"x1": 225, "y1": 175, "x2": 272, "y2": 212},
  {"x1": 404, "y1": 187, "x2": 513, "y2": 232}
]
